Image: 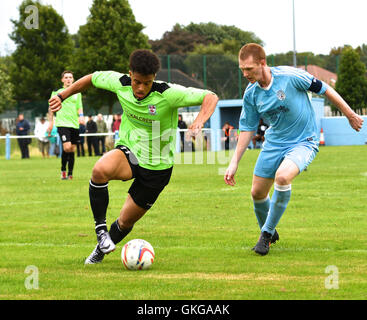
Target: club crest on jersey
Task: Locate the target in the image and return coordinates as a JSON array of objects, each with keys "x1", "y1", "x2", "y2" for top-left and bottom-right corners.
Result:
[
  {"x1": 148, "y1": 105, "x2": 157, "y2": 115},
  {"x1": 277, "y1": 90, "x2": 286, "y2": 101}
]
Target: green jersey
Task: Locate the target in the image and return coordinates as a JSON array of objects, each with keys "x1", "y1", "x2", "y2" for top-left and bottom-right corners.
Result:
[
  {"x1": 50, "y1": 88, "x2": 83, "y2": 129},
  {"x1": 92, "y1": 71, "x2": 213, "y2": 170}
]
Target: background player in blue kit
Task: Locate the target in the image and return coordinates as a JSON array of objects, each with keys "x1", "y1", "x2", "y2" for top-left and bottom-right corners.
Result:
[{"x1": 224, "y1": 43, "x2": 364, "y2": 256}]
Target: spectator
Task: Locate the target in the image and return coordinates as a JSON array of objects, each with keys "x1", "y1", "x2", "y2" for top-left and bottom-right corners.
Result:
[
  {"x1": 112, "y1": 113, "x2": 121, "y2": 143},
  {"x1": 111, "y1": 114, "x2": 117, "y2": 131},
  {"x1": 112, "y1": 113, "x2": 121, "y2": 132},
  {"x1": 178, "y1": 114, "x2": 187, "y2": 152},
  {"x1": 35, "y1": 116, "x2": 50, "y2": 158},
  {"x1": 47, "y1": 124, "x2": 59, "y2": 157},
  {"x1": 16, "y1": 113, "x2": 31, "y2": 159},
  {"x1": 252, "y1": 118, "x2": 269, "y2": 149},
  {"x1": 77, "y1": 123, "x2": 86, "y2": 157},
  {"x1": 86, "y1": 115, "x2": 99, "y2": 156},
  {"x1": 222, "y1": 122, "x2": 234, "y2": 150},
  {"x1": 96, "y1": 113, "x2": 107, "y2": 155}
]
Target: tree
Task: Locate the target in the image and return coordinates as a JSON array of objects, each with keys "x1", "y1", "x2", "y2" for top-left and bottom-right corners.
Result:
[
  {"x1": 73, "y1": 0, "x2": 150, "y2": 114},
  {"x1": 150, "y1": 22, "x2": 263, "y2": 99},
  {"x1": 183, "y1": 22, "x2": 263, "y2": 46},
  {"x1": 0, "y1": 57, "x2": 15, "y2": 113},
  {"x1": 9, "y1": 0, "x2": 73, "y2": 103},
  {"x1": 150, "y1": 24, "x2": 209, "y2": 55},
  {"x1": 335, "y1": 47, "x2": 367, "y2": 115}
]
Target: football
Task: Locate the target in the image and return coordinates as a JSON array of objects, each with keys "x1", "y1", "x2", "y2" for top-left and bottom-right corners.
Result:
[{"x1": 121, "y1": 239, "x2": 155, "y2": 270}]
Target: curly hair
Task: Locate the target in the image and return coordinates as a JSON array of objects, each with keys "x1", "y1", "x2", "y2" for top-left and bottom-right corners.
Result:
[{"x1": 129, "y1": 49, "x2": 161, "y2": 75}]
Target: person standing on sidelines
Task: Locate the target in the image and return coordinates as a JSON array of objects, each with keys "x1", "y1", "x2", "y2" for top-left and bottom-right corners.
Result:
[
  {"x1": 49, "y1": 49, "x2": 218, "y2": 265},
  {"x1": 48, "y1": 71, "x2": 85, "y2": 180},
  {"x1": 177, "y1": 114, "x2": 187, "y2": 152},
  {"x1": 96, "y1": 113, "x2": 107, "y2": 155},
  {"x1": 77, "y1": 122, "x2": 86, "y2": 157},
  {"x1": 224, "y1": 43, "x2": 364, "y2": 256},
  {"x1": 35, "y1": 116, "x2": 50, "y2": 158},
  {"x1": 86, "y1": 115, "x2": 99, "y2": 156},
  {"x1": 16, "y1": 113, "x2": 31, "y2": 159}
]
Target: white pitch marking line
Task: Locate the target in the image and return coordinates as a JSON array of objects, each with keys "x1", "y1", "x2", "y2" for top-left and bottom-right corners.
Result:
[{"x1": 0, "y1": 242, "x2": 366, "y2": 253}]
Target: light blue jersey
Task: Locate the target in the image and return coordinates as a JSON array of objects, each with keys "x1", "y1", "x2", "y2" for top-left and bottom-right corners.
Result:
[{"x1": 239, "y1": 66, "x2": 329, "y2": 145}]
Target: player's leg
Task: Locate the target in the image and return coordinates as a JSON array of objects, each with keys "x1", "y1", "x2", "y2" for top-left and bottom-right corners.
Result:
[
  {"x1": 61, "y1": 141, "x2": 75, "y2": 179},
  {"x1": 251, "y1": 145, "x2": 281, "y2": 231},
  {"x1": 58, "y1": 127, "x2": 74, "y2": 179},
  {"x1": 260, "y1": 158, "x2": 298, "y2": 237},
  {"x1": 251, "y1": 175, "x2": 274, "y2": 229},
  {"x1": 108, "y1": 165, "x2": 172, "y2": 248},
  {"x1": 108, "y1": 194, "x2": 148, "y2": 247},
  {"x1": 58, "y1": 128, "x2": 68, "y2": 179},
  {"x1": 66, "y1": 129, "x2": 80, "y2": 179},
  {"x1": 251, "y1": 144, "x2": 284, "y2": 255},
  {"x1": 85, "y1": 149, "x2": 134, "y2": 264},
  {"x1": 89, "y1": 149, "x2": 133, "y2": 234},
  {"x1": 86, "y1": 192, "x2": 145, "y2": 265},
  {"x1": 262, "y1": 141, "x2": 318, "y2": 237},
  {"x1": 255, "y1": 142, "x2": 318, "y2": 255},
  {"x1": 253, "y1": 159, "x2": 298, "y2": 255}
]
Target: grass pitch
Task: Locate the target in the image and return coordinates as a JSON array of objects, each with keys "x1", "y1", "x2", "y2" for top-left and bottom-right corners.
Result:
[{"x1": 0, "y1": 146, "x2": 366, "y2": 300}]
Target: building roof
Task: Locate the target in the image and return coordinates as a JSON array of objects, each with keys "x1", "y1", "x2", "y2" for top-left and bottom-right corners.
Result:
[{"x1": 298, "y1": 65, "x2": 337, "y2": 87}]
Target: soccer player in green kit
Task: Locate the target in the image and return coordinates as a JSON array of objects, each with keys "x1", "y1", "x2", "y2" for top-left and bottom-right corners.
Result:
[
  {"x1": 48, "y1": 50, "x2": 219, "y2": 264},
  {"x1": 49, "y1": 71, "x2": 85, "y2": 180}
]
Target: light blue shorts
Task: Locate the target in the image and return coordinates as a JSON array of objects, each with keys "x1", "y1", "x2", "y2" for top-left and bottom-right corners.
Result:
[{"x1": 254, "y1": 140, "x2": 319, "y2": 179}]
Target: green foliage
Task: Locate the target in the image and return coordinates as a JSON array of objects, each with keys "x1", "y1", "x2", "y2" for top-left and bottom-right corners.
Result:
[
  {"x1": 335, "y1": 47, "x2": 367, "y2": 113},
  {"x1": 151, "y1": 22, "x2": 263, "y2": 57},
  {"x1": 150, "y1": 24, "x2": 209, "y2": 55},
  {"x1": 9, "y1": 0, "x2": 73, "y2": 101},
  {"x1": 183, "y1": 22, "x2": 263, "y2": 46},
  {"x1": 0, "y1": 56, "x2": 16, "y2": 113},
  {"x1": 73, "y1": 0, "x2": 150, "y2": 113},
  {"x1": 152, "y1": 21, "x2": 262, "y2": 99},
  {"x1": 268, "y1": 51, "x2": 326, "y2": 68}
]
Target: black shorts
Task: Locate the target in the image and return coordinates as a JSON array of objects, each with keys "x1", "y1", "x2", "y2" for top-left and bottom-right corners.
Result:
[
  {"x1": 57, "y1": 127, "x2": 80, "y2": 145},
  {"x1": 116, "y1": 145, "x2": 173, "y2": 210}
]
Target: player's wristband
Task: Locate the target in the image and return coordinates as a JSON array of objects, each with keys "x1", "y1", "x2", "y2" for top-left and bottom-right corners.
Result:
[
  {"x1": 79, "y1": 113, "x2": 84, "y2": 117},
  {"x1": 57, "y1": 93, "x2": 64, "y2": 102}
]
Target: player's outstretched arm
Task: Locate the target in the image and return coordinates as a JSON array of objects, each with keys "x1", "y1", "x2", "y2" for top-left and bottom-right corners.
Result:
[
  {"x1": 48, "y1": 74, "x2": 93, "y2": 113},
  {"x1": 224, "y1": 131, "x2": 254, "y2": 186},
  {"x1": 324, "y1": 87, "x2": 364, "y2": 132},
  {"x1": 189, "y1": 93, "x2": 219, "y2": 135}
]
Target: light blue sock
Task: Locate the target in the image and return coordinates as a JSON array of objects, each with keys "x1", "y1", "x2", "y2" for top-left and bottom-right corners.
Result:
[
  {"x1": 262, "y1": 184, "x2": 291, "y2": 235},
  {"x1": 253, "y1": 196, "x2": 270, "y2": 230}
]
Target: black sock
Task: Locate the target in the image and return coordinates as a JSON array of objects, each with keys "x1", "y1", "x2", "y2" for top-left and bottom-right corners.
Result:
[
  {"x1": 61, "y1": 151, "x2": 68, "y2": 171},
  {"x1": 67, "y1": 152, "x2": 75, "y2": 176},
  {"x1": 109, "y1": 220, "x2": 133, "y2": 245},
  {"x1": 89, "y1": 180, "x2": 109, "y2": 234}
]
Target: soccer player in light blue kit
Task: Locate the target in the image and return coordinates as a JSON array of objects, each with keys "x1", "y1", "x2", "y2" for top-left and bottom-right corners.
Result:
[{"x1": 225, "y1": 43, "x2": 364, "y2": 256}]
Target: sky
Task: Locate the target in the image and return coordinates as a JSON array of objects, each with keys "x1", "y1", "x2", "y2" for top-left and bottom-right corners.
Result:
[{"x1": 1, "y1": 0, "x2": 367, "y2": 56}]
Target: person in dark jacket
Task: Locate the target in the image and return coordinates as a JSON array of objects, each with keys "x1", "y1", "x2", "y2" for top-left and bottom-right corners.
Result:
[
  {"x1": 16, "y1": 113, "x2": 31, "y2": 159},
  {"x1": 86, "y1": 115, "x2": 99, "y2": 156},
  {"x1": 77, "y1": 123, "x2": 86, "y2": 157}
]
